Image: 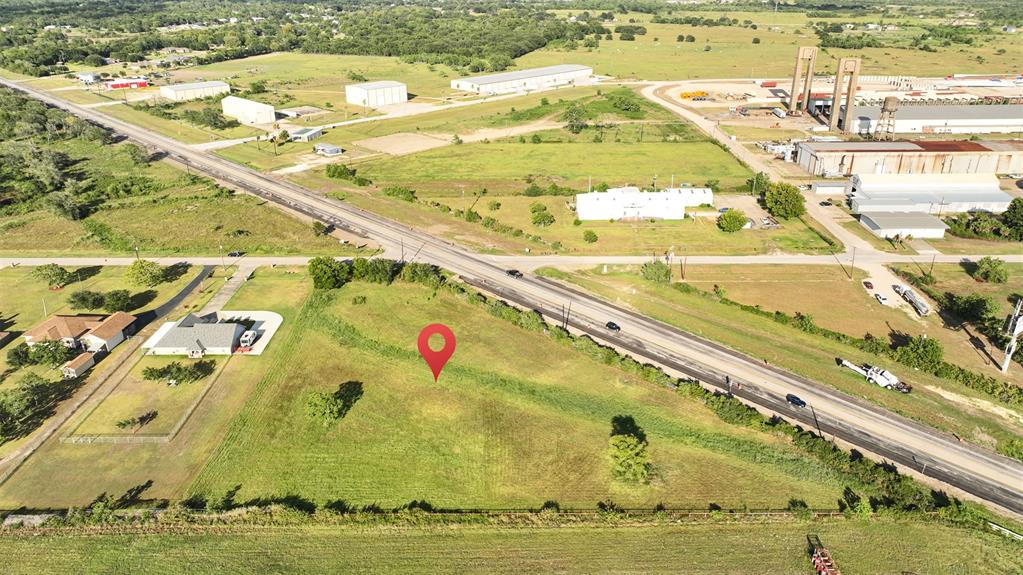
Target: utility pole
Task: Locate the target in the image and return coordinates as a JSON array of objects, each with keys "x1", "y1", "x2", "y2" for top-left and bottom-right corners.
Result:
[
  {"x1": 848, "y1": 246, "x2": 856, "y2": 280},
  {"x1": 810, "y1": 404, "x2": 825, "y2": 440},
  {"x1": 219, "y1": 243, "x2": 226, "y2": 270},
  {"x1": 929, "y1": 253, "x2": 936, "y2": 275},
  {"x1": 42, "y1": 297, "x2": 47, "y2": 317},
  {"x1": 1001, "y1": 298, "x2": 1023, "y2": 374}
]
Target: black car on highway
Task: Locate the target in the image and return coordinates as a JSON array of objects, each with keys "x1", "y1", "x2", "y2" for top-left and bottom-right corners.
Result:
[
  {"x1": 786, "y1": 394, "x2": 806, "y2": 408},
  {"x1": 605, "y1": 321, "x2": 621, "y2": 332},
  {"x1": 506, "y1": 269, "x2": 523, "y2": 278}
]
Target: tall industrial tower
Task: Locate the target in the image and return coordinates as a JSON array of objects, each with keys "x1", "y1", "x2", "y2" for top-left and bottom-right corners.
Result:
[
  {"x1": 829, "y1": 57, "x2": 863, "y2": 132},
  {"x1": 1002, "y1": 298, "x2": 1023, "y2": 374},
  {"x1": 872, "y1": 96, "x2": 899, "y2": 140},
  {"x1": 787, "y1": 46, "x2": 818, "y2": 114}
]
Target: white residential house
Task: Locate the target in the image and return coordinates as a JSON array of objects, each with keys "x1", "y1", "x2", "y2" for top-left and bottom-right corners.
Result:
[{"x1": 143, "y1": 313, "x2": 245, "y2": 358}]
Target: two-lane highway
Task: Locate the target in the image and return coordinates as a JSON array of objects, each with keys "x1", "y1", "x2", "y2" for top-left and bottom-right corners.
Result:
[{"x1": 2, "y1": 77, "x2": 1020, "y2": 516}]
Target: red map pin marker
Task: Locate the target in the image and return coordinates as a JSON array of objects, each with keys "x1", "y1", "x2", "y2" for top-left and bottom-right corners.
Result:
[{"x1": 417, "y1": 323, "x2": 456, "y2": 382}]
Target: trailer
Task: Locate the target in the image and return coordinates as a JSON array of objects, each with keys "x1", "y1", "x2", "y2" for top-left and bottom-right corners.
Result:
[
  {"x1": 839, "y1": 358, "x2": 911, "y2": 393},
  {"x1": 893, "y1": 284, "x2": 930, "y2": 317},
  {"x1": 807, "y1": 535, "x2": 841, "y2": 575}
]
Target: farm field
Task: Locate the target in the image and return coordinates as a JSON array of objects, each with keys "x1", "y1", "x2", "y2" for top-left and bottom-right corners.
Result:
[
  {"x1": 188, "y1": 273, "x2": 855, "y2": 511},
  {"x1": 0, "y1": 520, "x2": 1020, "y2": 575},
  {"x1": 0, "y1": 268, "x2": 307, "y2": 508},
  {"x1": 0, "y1": 139, "x2": 361, "y2": 257},
  {"x1": 536, "y1": 266, "x2": 1023, "y2": 457},
  {"x1": 523, "y1": 11, "x2": 1023, "y2": 79}
]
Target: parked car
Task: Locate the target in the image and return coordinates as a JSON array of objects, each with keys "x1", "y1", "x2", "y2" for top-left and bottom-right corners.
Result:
[
  {"x1": 605, "y1": 321, "x2": 621, "y2": 332},
  {"x1": 875, "y1": 293, "x2": 888, "y2": 305},
  {"x1": 718, "y1": 207, "x2": 729, "y2": 213},
  {"x1": 506, "y1": 269, "x2": 523, "y2": 278},
  {"x1": 863, "y1": 281, "x2": 874, "y2": 290},
  {"x1": 227, "y1": 251, "x2": 244, "y2": 257},
  {"x1": 786, "y1": 394, "x2": 807, "y2": 408},
  {"x1": 819, "y1": 200, "x2": 832, "y2": 207}
]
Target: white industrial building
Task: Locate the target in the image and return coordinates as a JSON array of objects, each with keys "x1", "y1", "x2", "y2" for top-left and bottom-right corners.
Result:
[
  {"x1": 841, "y1": 104, "x2": 1023, "y2": 135},
  {"x1": 451, "y1": 64, "x2": 593, "y2": 95},
  {"x1": 221, "y1": 95, "x2": 276, "y2": 125},
  {"x1": 159, "y1": 80, "x2": 231, "y2": 102},
  {"x1": 847, "y1": 173, "x2": 1013, "y2": 214},
  {"x1": 575, "y1": 186, "x2": 713, "y2": 221},
  {"x1": 289, "y1": 127, "x2": 322, "y2": 142},
  {"x1": 858, "y1": 212, "x2": 950, "y2": 240},
  {"x1": 345, "y1": 80, "x2": 408, "y2": 107},
  {"x1": 797, "y1": 140, "x2": 1023, "y2": 177},
  {"x1": 143, "y1": 313, "x2": 245, "y2": 358}
]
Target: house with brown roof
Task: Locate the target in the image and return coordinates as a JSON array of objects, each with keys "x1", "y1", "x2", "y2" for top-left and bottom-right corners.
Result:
[
  {"x1": 62, "y1": 352, "x2": 96, "y2": 379},
  {"x1": 23, "y1": 312, "x2": 136, "y2": 353}
]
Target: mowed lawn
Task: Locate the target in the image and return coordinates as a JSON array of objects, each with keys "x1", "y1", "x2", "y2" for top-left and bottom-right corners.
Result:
[
  {"x1": 189, "y1": 276, "x2": 851, "y2": 510},
  {"x1": 538, "y1": 267, "x2": 1023, "y2": 456},
  {"x1": 358, "y1": 140, "x2": 752, "y2": 195},
  {"x1": 0, "y1": 268, "x2": 308, "y2": 508},
  {"x1": 0, "y1": 520, "x2": 1020, "y2": 575}
]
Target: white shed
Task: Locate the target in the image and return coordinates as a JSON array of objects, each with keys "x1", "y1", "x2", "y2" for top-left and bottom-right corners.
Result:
[
  {"x1": 221, "y1": 95, "x2": 276, "y2": 125},
  {"x1": 160, "y1": 80, "x2": 230, "y2": 102},
  {"x1": 345, "y1": 81, "x2": 408, "y2": 107}
]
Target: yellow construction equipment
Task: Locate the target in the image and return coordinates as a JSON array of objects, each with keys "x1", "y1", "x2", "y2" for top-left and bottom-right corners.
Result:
[{"x1": 679, "y1": 90, "x2": 709, "y2": 99}]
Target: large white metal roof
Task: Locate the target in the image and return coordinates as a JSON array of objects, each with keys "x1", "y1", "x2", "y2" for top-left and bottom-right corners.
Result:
[
  {"x1": 457, "y1": 64, "x2": 592, "y2": 86},
  {"x1": 161, "y1": 80, "x2": 229, "y2": 92},
  {"x1": 860, "y1": 212, "x2": 949, "y2": 230},
  {"x1": 347, "y1": 80, "x2": 406, "y2": 90}
]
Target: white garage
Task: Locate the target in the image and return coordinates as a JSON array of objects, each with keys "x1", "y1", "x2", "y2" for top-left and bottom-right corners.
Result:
[
  {"x1": 159, "y1": 80, "x2": 230, "y2": 102},
  {"x1": 451, "y1": 64, "x2": 593, "y2": 95},
  {"x1": 221, "y1": 95, "x2": 276, "y2": 125},
  {"x1": 345, "y1": 80, "x2": 408, "y2": 107}
]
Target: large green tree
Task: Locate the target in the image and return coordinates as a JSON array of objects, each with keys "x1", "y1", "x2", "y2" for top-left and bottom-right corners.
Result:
[
  {"x1": 125, "y1": 259, "x2": 166, "y2": 287},
  {"x1": 31, "y1": 264, "x2": 71, "y2": 288},
  {"x1": 974, "y1": 256, "x2": 1009, "y2": 284},
  {"x1": 717, "y1": 209, "x2": 747, "y2": 233},
  {"x1": 763, "y1": 182, "x2": 806, "y2": 219}
]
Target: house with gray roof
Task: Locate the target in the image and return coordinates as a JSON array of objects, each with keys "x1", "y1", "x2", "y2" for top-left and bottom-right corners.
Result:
[{"x1": 142, "y1": 313, "x2": 244, "y2": 358}]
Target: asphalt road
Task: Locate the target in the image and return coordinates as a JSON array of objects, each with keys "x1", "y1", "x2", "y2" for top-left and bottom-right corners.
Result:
[{"x1": 2, "y1": 77, "x2": 1021, "y2": 517}]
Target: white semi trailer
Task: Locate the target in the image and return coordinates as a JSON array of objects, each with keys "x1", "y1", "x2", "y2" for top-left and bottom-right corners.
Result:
[
  {"x1": 839, "y1": 359, "x2": 912, "y2": 393},
  {"x1": 893, "y1": 284, "x2": 930, "y2": 317}
]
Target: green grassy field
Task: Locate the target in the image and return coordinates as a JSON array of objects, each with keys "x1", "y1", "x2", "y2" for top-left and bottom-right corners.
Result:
[
  {"x1": 0, "y1": 268, "x2": 307, "y2": 508},
  {"x1": 0, "y1": 140, "x2": 360, "y2": 257},
  {"x1": 537, "y1": 266, "x2": 1023, "y2": 456},
  {"x1": 0, "y1": 520, "x2": 1019, "y2": 575},
  {"x1": 70, "y1": 356, "x2": 229, "y2": 436},
  {"x1": 522, "y1": 11, "x2": 1023, "y2": 79},
  {"x1": 187, "y1": 275, "x2": 856, "y2": 511},
  {"x1": 100, "y1": 103, "x2": 262, "y2": 144},
  {"x1": 890, "y1": 263, "x2": 1023, "y2": 319},
  {"x1": 441, "y1": 195, "x2": 833, "y2": 255},
  {"x1": 357, "y1": 140, "x2": 750, "y2": 195}
]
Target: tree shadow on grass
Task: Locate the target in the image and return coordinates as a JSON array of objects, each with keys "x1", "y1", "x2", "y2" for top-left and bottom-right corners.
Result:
[
  {"x1": 70, "y1": 266, "x2": 102, "y2": 284},
  {"x1": 610, "y1": 414, "x2": 646, "y2": 443},
  {"x1": 331, "y1": 380, "x2": 364, "y2": 421},
  {"x1": 164, "y1": 263, "x2": 192, "y2": 283},
  {"x1": 127, "y1": 290, "x2": 157, "y2": 312}
]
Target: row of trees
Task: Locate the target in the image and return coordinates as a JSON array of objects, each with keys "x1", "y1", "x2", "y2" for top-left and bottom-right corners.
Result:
[
  {"x1": 141, "y1": 360, "x2": 216, "y2": 384},
  {"x1": 945, "y1": 197, "x2": 1023, "y2": 242},
  {"x1": 308, "y1": 257, "x2": 443, "y2": 290}
]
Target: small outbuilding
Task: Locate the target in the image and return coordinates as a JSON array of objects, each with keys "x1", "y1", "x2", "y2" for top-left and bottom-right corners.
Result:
[
  {"x1": 221, "y1": 95, "x2": 276, "y2": 125},
  {"x1": 345, "y1": 81, "x2": 408, "y2": 107},
  {"x1": 314, "y1": 144, "x2": 343, "y2": 157},
  {"x1": 159, "y1": 80, "x2": 230, "y2": 102},
  {"x1": 76, "y1": 72, "x2": 100, "y2": 85},
  {"x1": 858, "y1": 212, "x2": 949, "y2": 240},
  {"x1": 61, "y1": 352, "x2": 96, "y2": 379},
  {"x1": 289, "y1": 127, "x2": 323, "y2": 142},
  {"x1": 104, "y1": 77, "x2": 148, "y2": 90}
]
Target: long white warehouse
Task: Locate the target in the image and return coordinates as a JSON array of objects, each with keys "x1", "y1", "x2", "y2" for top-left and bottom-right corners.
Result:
[
  {"x1": 159, "y1": 80, "x2": 230, "y2": 102},
  {"x1": 841, "y1": 104, "x2": 1023, "y2": 135},
  {"x1": 848, "y1": 173, "x2": 1012, "y2": 214},
  {"x1": 345, "y1": 80, "x2": 408, "y2": 107},
  {"x1": 858, "y1": 212, "x2": 950, "y2": 240},
  {"x1": 576, "y1": 186, "x2": 712, "y2": 221},
  {"x1": 221, "y1": 95, "x2": 275, "y2": 125},
  {"x1": 451, "y1": 64, "x2": 593, "y2": 95}
]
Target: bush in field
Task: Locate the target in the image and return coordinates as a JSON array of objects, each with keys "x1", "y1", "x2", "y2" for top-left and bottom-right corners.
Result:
[
  {"x1": 383, "y1": 186, "x2": 417, "y2": 202},
  {"x1": 608, "y1": 433, "x2": 651, "y2": 483},
  {"x1": 308, "y1": 256, "x2": 352, "y2": 289},
  {"x1": 717, "y1": 209, "x2": 747, "y2": 232},
  {"x1": 583, "y1": 230, "x2": 598, "y2": 243},
  {"x1": 641, "y1": 260, "x2": 670, "y2": 283},
  {"x1": 973, "y1": 256, "x2": 1009, "y2": 283},
  {"x1": 32, "y1": 264, "x2": 71, "y2": 288},
  {"x1": 67, "y1": 290, "x2": 106, "y2": 310}
]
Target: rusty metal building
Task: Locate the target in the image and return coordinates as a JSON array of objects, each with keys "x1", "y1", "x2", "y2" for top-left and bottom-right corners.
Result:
[{"x1": 796, "y1": 140, "x2": 1023, "y2": 176}]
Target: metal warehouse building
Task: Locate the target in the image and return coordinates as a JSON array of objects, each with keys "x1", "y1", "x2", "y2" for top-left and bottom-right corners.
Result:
[
  {"x1": 221, "y1": 95, "x2": 275, "y2": 125},
  {"x1": 345, "y1": 81, "x2": 408, "y2": 107},
  {"x1": 797, "y1": 140, "x2": 1023, "y2": 177},
  {"x1": 840, "y1": 104, "x2": 1023, "y2": 135},
  {"x1": 451, "y1": 64, "x2": 593, "y2": 95},
  {"x1": 159, "y1": 80, "x2": 231, "y2": 102},
  {"x1": 848, "y1": 173, "x2": 1013, "y2": 214},
  {"x1": 858, "y1": 212, "x2": 950, "y2": 239},
  {"x1": 576, "y1": 187, "x2": 712, "y2": 221}
]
